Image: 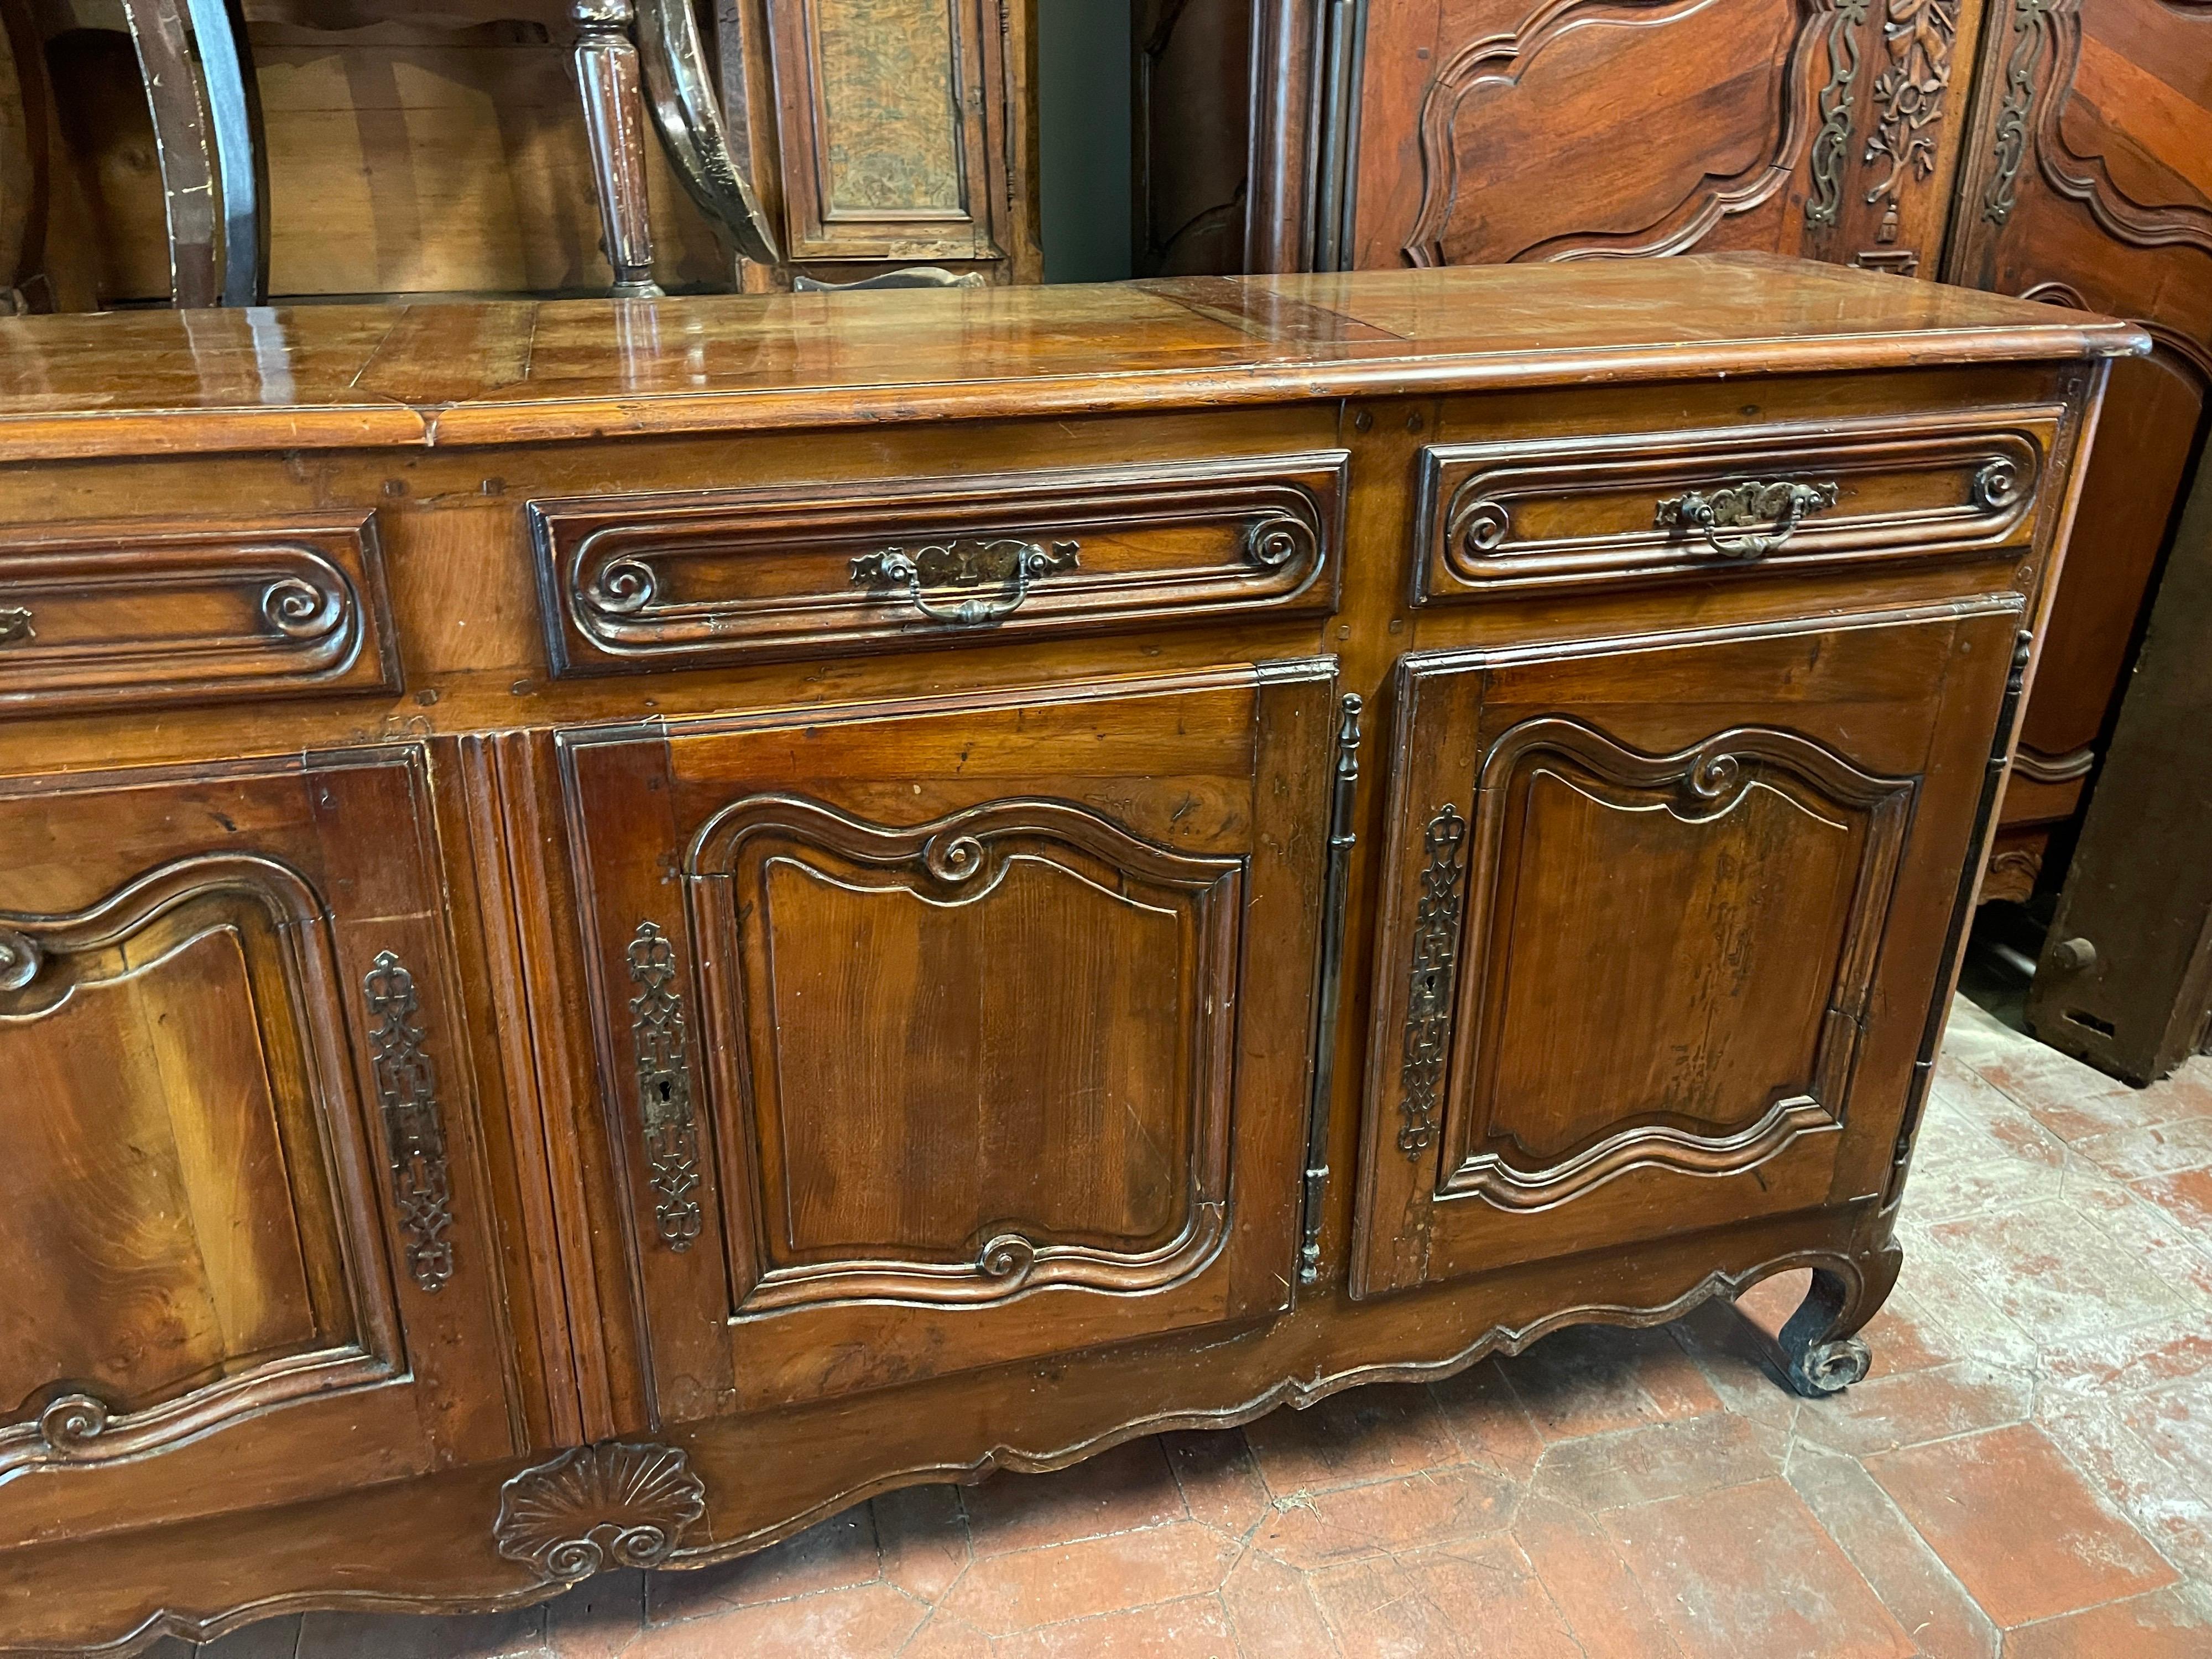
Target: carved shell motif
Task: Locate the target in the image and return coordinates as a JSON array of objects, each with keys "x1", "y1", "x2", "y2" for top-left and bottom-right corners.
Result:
[{"x1": 494, "y1": 1442, "x2": 707, "y2": 1581}]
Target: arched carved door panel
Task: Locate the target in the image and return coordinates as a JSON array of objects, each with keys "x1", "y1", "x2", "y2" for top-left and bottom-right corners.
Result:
[
  {"x1": 559, "y1": 662, "x2": 1334, "y2": 1419},
  {"x1": 1352, "y1": 601, "x2": 2025, "y2": 1298},
  {"x1": 0, "y1": 748, "x2": 517, "y2": 1548}
]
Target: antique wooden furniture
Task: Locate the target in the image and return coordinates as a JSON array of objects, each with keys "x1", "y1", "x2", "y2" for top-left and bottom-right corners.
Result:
[
  {"x1": 0, "y1": 259, "x2": 2138, "y2": 1653},
  {"x1": 1139, "y1": 0, "x2": 2212, "y2": 925},
  {"x1": 17, "y1": 0, "x2": 1036, "y2": 306},
  {"x1": 2026, "y1": 450, "x2": 2212, "y2": 1082}
]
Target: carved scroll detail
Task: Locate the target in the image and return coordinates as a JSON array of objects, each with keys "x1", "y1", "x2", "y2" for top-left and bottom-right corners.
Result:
[
  {"x1": 1861, "y1": 0, "x2": 1959, "y2": 241},
  {"x1": 363, "y1": 952, "x2": 457, "y2": 1293},
  {"x1": 1981, "y1": 0, "x2": 2053, "y2": 225},
  {"x1": 627, "y1": 921, "x2": 703, "y2": 1251},
  {"x1": 494, "y1": 1442, "x2": 707, "y2": 1580},
  {"x1": 1398, "y1": 805, "x2": 1469, "y2": 1157},
  {"x1": 1807, "y1": 0, "x2": 1872, "y2": 226}
]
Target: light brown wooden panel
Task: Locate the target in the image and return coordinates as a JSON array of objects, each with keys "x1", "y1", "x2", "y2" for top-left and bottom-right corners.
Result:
[
  {"x1": 1945, "y1": 0, "x2": 2212, "y2": 878},
  {"x1": 559, "y1": 660, "x2": 1333, "y2": 1417},
  {"x1": 1349, "y1": 0, "x2": 1987, "y2": 275},
  {"x1": 1352, "y1": 600, "x2": 2023, "y2": 1298}
]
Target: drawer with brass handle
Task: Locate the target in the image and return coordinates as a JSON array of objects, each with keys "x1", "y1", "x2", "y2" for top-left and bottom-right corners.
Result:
[
  {"x1": 531, "y1": 452, "x2": 1346, "y2": 676},
  {"x1": 1411, "y1": 410, "x2": 2054, "y2": 602},
  {"x1": 0, "y1": 513, "x2": 398, "y2": 714}
]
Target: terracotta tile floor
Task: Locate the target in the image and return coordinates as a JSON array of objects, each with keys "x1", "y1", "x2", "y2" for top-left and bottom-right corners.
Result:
[{"x1": 175, "y1": 999, "x2": 2212, "y2": 1658}]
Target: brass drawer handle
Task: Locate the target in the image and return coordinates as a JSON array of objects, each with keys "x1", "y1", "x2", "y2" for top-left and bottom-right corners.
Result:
[
  {"x1": 849, "y1": 538, "x2": 1081, "y2": 627},
  {"x1": 0, "y1": 606, "x2": 32, "y2": 647},
  {"x1": 1656, "y1": 480, "x2": 1839, "y2": 560}
]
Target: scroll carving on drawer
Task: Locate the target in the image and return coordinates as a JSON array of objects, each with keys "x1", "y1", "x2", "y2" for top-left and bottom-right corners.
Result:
[
  {"x1": 530, "y1": 452, "x2": 1346, "y2": 674},
  {"x1": 688, "y1": 795, "x2": 1243, "y2": 1317},
  {"x1": 0, "y1": 513, "x2": 398, "y2": 713},
  {"x1": 1412, "y1": 411, "x2": 2056, "y2": 601}
]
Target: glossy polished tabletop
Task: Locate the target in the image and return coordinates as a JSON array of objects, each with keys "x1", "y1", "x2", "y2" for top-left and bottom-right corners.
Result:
[{"x1": 0, "y1": 255, "x2": 2147, "y2": 460}]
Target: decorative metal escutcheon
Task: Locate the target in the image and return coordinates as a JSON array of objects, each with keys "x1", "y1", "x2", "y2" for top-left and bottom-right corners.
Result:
[
  {"x1": 849, "y1": 537, "x2": 1080, "y2": 627},
  {"x1": 1655, "y1": 479, "x2": 1840, "y2": 560},
  {"x1": 0, "y1": 606, "x2": 32, "y2": 648}
]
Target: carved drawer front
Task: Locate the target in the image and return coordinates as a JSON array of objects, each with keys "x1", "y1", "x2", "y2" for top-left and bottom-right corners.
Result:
[
  {"x1": 0, "y1": 512, "x2": 398, "y2": 714},
  {"x1": 1352, "y1": 598, "x2": 2027, "y2": 1299},
  {"x1": 559, "y1": 661, "x2": 1334, "y2": 1416},
  {"x1": 1412, "y1": 411, "x2": 2056, "y2": 602},
  {"x1": 530, "y1": 453, "x2": 1345, "y2": 675},
  {"x1": 0, "y1": 749, "x2": 513, "y2": 1547}
]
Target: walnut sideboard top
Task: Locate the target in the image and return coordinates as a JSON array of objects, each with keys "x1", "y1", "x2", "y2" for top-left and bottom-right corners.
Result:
[{"x1": 0, "y1": 260, "x2": 2146, "y2": 1655}]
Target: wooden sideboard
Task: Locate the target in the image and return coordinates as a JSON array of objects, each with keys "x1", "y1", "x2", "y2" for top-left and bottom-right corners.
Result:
[
  {"x1": 0, "y1": 260, "x2": 2141, "y2": 1653},
  {"x1": 1137, "y1": 0, "x2": 2212, "y2": 928}
]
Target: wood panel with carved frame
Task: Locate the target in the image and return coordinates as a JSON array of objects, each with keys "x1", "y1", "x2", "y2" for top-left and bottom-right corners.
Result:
[
  {"x1": 1352, "y1": 601, "x2": 2025, "y2": 1298},
  {"x1": 0, "y1": 748, "x2": 519, "y2": 1548},
  {"x1": 1346, "y1": 0, "x2": 1989, "y2": 277},
  {"x1": 558, "y1": 662, "x2": 1334, "y2": 1420}
]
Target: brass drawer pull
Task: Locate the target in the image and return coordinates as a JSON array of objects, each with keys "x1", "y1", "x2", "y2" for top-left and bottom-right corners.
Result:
[
  {"x1": 849, "y1": 538, "x2": 1081, "y2": 627},
  {"x1": 1656, "y1": 480, "x2": 1839, "y2": 560},
  {"x1": 0, "y1": 926, "x2": 39, "y2": 992},
  {"x1": 0, "y1": 606, "x2": 32, "y2": 648}
]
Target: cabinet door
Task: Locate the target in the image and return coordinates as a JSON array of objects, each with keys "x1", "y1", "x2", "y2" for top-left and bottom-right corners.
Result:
[
  {"x1": 1944, "y1": 0, "x2": 2212, "y2": 892},
  {"x1": 560, "y1": 662, "x2": 1333, "y2": 1419},
  {"x1": 1351, "y1": 604, "x2": 2021, "y2": 1298},
  {"x1": 0, "y1": 749, "x2": 515, "y2": 1546},
  {"x1": 1349, "y1": 0, "x2": 1986, "y2": 277}
]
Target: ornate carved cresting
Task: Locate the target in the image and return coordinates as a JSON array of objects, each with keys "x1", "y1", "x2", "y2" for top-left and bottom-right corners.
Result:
[
  {"x1": 1397, "y1": 805, "x2": 1469, "y2": 1157},
  {"x1": 1981, "y1": 0, "x2": 2054, "y2": 225},
  {"x1": 494, "y1": 1442, "x2": 707, "y2": 1580},
  {"x1": 626, "y1": 921, "x2": 703, "y2": 1251},
  {"x1": 363, "y1": 952, "x2": 457, "y2": 1293},
  {"x1": 1860, "y1": 0, "x2": 1960, "y2": 242},
  {"x1": 1807, "y1": 0, "x2": 1872, "y2": 227}
]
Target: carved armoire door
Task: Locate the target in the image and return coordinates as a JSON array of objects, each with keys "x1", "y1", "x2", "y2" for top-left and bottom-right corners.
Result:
[
  {"x1": 558, "y1": 661, "x2": 1333, "y2": 1421},
  {"x1": 1349, "y1": 604, "x2": 2023, "y2": 1298},
  {"x1": 0, "y1": 748, "x2": 519, "y2": 1546},
  {"x1": 1345, "y1": 0, "x2": 1987, "y2": 278},
  {"x1": 1944, "y1": 0, "x2": 2212, "y2": 899}
]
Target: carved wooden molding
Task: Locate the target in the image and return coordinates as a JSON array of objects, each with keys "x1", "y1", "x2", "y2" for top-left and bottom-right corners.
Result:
[
  {"x1": 362, "y1": 952, "x2": 458, "y2": 1293},
  {"x1": 1406, "y1": 0, "x2": 1826, "y2": 264},
  {"x1": 2017, "y1": 281, "x2": 2212, "y2": 384},
  {"x1": 0, "y1": 514, "x2": 396, "y2": 714},
  {"x1": 1416, "y1": 414, "x2": 2049, "y2": 601},
  {"x1": 687, "y1": 794, "x2": 1242, "y2": 1314},
  {"x1": 0, "y1": 853, "x2": 395, "y2": 1477},
  {"x1": 531, "y1": 454, "x2": 1343, "y2": 675},
  {"x1": 2027, "y1": 1, "x2": 2212, "y2": 253},
  {"x1": 1807, "y1": 0, "x2": 1872, "y2": 227},
  {"x1": 1439, "y1": 718, "x2": 1916, "y2": 1208},
  {"x1": 494, "y1": 1442, "x2": 707, "y2": 1580},
  {"x1": 1859, "y1": 0, "x2": 1961, "y2": 241},
  {"x1": 2012, "y1": 742, "x2": 2096, "y2": 784}
]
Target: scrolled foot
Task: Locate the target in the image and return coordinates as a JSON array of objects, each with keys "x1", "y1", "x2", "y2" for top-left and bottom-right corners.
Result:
[{"x1": 1771, "y1": 1257, "x2": 1896, "y2": 1400}]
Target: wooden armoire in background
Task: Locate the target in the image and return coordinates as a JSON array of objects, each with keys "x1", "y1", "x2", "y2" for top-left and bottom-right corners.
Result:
[
  {"x1": 0, "y1": 0, "x2": 1038, "y2": 309},
  {"x1": 1140, "y1": 0, "x2": 2212, "y2": 957}
]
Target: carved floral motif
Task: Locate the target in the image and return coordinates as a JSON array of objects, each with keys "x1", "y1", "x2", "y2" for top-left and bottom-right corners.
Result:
[{"x1": 1861, "y1": 0, "x2": 1960, "y2": 241}]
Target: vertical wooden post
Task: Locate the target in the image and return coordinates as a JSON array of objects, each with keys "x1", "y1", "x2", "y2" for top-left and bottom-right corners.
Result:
[{"x1": 574, "y1": 0, "x2": 661, "y2": 297}]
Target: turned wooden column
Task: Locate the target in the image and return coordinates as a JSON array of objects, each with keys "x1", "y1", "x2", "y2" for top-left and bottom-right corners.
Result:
[{"x1": 573, "y1": 0, "x2": 660, "y2": 297}]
